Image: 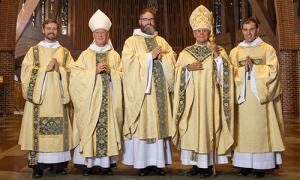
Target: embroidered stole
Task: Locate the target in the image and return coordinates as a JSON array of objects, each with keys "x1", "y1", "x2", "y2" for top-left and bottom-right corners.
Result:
[
  {"x1": 95, "y1": 52, "x2": 110, "y2": 157},
  {"x1": 144, "y1": 37, "x2": 169, "y2": 141}
]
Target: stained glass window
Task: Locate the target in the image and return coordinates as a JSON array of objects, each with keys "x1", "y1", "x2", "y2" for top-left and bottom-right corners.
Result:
[
  {"x1": 61, "y1": 0, "x2": 69, "y2": 35},
  {"x1": 214, "y1": 0, "x2": 222, "y2": 35}
]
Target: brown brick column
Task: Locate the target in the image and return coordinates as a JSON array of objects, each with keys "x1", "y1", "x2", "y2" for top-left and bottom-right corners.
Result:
[
  {"x1": 279, "y1": 50, "x2": 299, "y2": 114},
  {"x1": 0, "y1": 52, "x2": 15, "y2": 114},
  {"x1": 297, "y1": 50, "x2": 300, "y2": 115},
  {"x1": 0, "y1": 0, "x2": 18, "y2": 114}
]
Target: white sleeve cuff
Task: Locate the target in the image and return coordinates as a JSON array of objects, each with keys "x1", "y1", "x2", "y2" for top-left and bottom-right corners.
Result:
[
  {"x1": 214, "y1": 56, "x2": 223, "y2": 85},
  {"x1": 250, "y1": 69, "x2": 259, "y2": 101},
  {"x1": 145, "y1": 53, "x2": 153, "y2": 93},
  {"x1": 185, "y1": 67, "x2": 191, "y2": 87}
]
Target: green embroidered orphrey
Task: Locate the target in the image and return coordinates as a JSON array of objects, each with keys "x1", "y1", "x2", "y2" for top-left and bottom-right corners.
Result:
[
  {"x1": 95, "y1": 52, "x2": 110, "y2": 157},
  {"x1": 177, "y1": 45, "x2": 231, "y2": 124},
  {"x1": 28, "y1": 46, "x2": 69, "y2": 166},
  {"x1": 144, "y1": 37, "x2": 169, "y2": 140},
  {"x1": 185, "y1": 45, "x2": 212, "y2": 62},
  {"x1": 39, "y1": 117, "x2": 64, "y2": 135},
  {"x1": 175, "y1": 68, "x2": 186, "y2": 126},
  {"x1": 238, "y1": 58, "x2": 264, "y2": 67},
  {"x1": 222, "y1": 60, "x2": 231, "y2": 121}
]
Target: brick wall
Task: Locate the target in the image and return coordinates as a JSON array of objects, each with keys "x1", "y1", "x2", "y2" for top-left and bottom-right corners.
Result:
[
  {"x1": 275, "y1": 0, "x2": 300, "y2": 50},
  {"x1": 0, "y1": 0, "x2": 18, "y2": 114},
  {"x1": 296, "y1": 50, "x2": 300, "y2": 115},
  {"x1": 0, "y1": 52, "x2": 15, "y2": 114},
  {"x1": 0, "y1": 0, "x2": 17, "y2": 51},
  {"x1": 279, "y1": 50, "x2": 299, "y2": 114},
  {"x1": 275, "y1": 0, "x2": 300, "y2": 115}
]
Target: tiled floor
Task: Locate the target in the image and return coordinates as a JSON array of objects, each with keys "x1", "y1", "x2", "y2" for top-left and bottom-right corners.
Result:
[{"x1": 0, "y1": 114, "x2": 299, "y2": 179}]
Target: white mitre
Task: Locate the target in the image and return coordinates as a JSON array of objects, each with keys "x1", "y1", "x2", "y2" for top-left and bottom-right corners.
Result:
[
  {"x1": 89, "y1": 9, "x2": 112, "y2": 31},
  {"x1": 88, "y1": 9, "x2": 113, "y2": 49}
]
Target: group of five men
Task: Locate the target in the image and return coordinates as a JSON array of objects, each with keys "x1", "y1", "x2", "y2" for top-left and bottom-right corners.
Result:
[{"x1": 18, "y1": 5, "x2": 285, "y2": 179}]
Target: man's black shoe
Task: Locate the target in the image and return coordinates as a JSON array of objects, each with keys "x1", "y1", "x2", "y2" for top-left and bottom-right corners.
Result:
[
  {"x1": 138, "y1": 167, "x2": 149, "y2": 176},
  {"x1": 253, "y1": 170, "x2": 266, "y2": 178},
  {"x1": 199, "y1": 166, "x2": 212, "y2": 178},
  {"x1": 32, "y1": 169, "x2": 43, "y2": 178},
  {"x1": 56, "y1": 168, "x2": 68, "y2": 175},
  {"x1": 238, "y1": 168, "x2": 253, "y2": 176},
  {"x1": 186, "y1": 165, "x2": 200, "y2": 176},
  {"x1": 102, "y1": 167, "x2": 113, "y2": 175},
  {"x1": 82, "y1": 168, "x2": 92, "y2": 176},
  {"x1": 152, "y1": 166, "x2": 165, "y2": 176}
]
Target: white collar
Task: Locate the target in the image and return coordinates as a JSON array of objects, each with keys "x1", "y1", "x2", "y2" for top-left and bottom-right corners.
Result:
[
  {"x1": 38, "y1": 40, "x2": 61, "y2": 49},
  {"x1": 194, "y1": 42, "x2": 208, "y2": 47},
  {"x1": 238, "y1": 37, "x2": 263, "y2": 47},
  {"x1": 133, "y1": 29, "x2": 154, "y2": 37},
  {"x1": 88, "y1": 41, "x2": 112, "y2": 53}
]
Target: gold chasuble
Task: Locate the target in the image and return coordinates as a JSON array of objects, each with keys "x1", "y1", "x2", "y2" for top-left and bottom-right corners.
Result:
[
  {"x1": 69, "y1": 49, "x2": 123, "y2": 158},
  {"x1": 173, "y1": 44, "x2": 234, "y2": 156},
  {"x1": 230, "y1": 40, "x2": 285, "y2": 153},
  {"x1": 18, "y1": 45, "x2": 74, "y2": 165},
  {"x1": 122, "y1": 34, "x2": 176, "y2": 141}
]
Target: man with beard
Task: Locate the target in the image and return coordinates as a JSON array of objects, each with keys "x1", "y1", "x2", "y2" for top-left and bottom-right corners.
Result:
[
  {"x1": 172, "y1": 5, "x2": 234, "y2": 177},
  {"x1": 230, "y1": 18, "x2": 285, "y2": 178},
  {"x1": 122, "y1": 8, "x2": 176, "y2": 176},
  {"x1": 70, "y1": 9, "x2": 123, "y2": 176},
  {"x1": 19, "y1": 19, "x2": 74, "y2": 178}
]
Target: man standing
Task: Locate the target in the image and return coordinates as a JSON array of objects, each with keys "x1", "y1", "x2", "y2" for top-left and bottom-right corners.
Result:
[
  {"x1": 173, "y1": 5, "x2": 234, "y2": 178},
  {"x1": 18, "y1": 19, "x2": 74, "y2": 178},
  {"x1": 122, "y1": 8, "x2": 176, "y2": 176},
  {"x1": 69, "y1": 9, "x2": 123, "y2": 176},
  {"x1": 229, "y1": 18, "x2": 285, "y2": 178}
]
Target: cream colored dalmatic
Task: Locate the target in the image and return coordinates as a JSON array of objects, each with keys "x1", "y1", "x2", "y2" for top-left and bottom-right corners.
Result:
[
  {"x1": 18, "y1": 40, "x2": 74, "y2": 165},
  {"x1": 230, "y1": 37, "x2": 285, "y2": 169}
]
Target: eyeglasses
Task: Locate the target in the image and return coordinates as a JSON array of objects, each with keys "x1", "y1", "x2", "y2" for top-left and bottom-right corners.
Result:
[
  {"x1": 44, "y1": 27, "x2": 58, "y2": 31},
  {"x1": 140, "y1": 18, "x2": 155, "y2": 22}
]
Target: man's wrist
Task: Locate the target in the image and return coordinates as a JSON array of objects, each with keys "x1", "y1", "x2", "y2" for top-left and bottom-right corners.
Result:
[
  {"x1": 186, "y1": 64, "x2": 190, "y2": 71},
  {"x1": 213, "y1": 52, "x2": 220, "y2": 58}
]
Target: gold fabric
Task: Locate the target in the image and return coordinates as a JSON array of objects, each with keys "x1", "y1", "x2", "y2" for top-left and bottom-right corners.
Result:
[
  {"x1": 189, "y1": 5, "x2": 213, "y2": 31},
  {"x1": 122, "y1": 35, "x2": 176, "y2": 141},
  {"x1": 69, "y1": 49, "x2": 123, "y2": 158},
  {"x1": 173, "y1": 45, "x2": 234, "y2": 155},
  {"x1": 18, "y1": 45, "x2": 74, "y2": 153},
  {"x1": 230, "y1": 41, "x2": 285, "y2": 153},
  {"x1": 144, "y1": 37, "x2": 169, "y2": 139}
]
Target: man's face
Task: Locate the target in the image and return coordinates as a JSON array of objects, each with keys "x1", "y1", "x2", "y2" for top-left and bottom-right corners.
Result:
[
  {"x1": 193, "y1": 28, "x2": 210, "y2": 44},
  {"x1": 42, "y1": 22, "x2": 58, "y2": 42},
  {"x1": 139, "y1": 12, "x2": 155, "y2": 35},
  {"x1": 242, "y1": 22, "x2": 259, "y2": 43},
  {"x1": 93, "y1": 28, "x2": 109, "y2": 47}
]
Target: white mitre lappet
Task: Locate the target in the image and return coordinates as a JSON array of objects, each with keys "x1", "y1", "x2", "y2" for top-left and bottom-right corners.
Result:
[{"x1": 88, "y1": 9, "x2": 113, "y2": 48}]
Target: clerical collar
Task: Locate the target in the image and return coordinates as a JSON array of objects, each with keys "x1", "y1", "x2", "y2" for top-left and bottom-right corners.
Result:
[
  {"x1": 194, "y1": 43, "x2": 208, "y2": 47},
  {"x1": 133, "y1": 29, "x2": 155, "y2": 37},
  {"x1": 38, "y1": 40, "x2": 61, "y2": 49},
  {"x1": 239, "y1": 37, "x2": 263, "y2": 47},
  {"x1": 89, "y1": 41, "x2": 112, "y2": 53}
]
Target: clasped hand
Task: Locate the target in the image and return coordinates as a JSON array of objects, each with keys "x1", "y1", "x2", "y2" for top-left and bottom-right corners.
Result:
[{"x1": 96, "y1": 62, "x2": 110, "y2": 74}]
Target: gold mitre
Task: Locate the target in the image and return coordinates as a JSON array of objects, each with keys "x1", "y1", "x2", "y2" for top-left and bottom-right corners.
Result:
[{"x1": 189, "y1": 5, "x2": 213, "y2": 31}]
